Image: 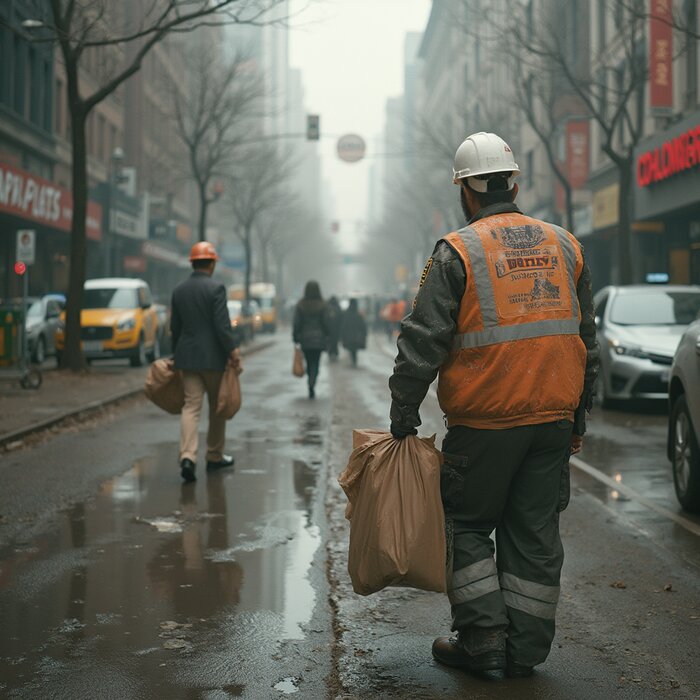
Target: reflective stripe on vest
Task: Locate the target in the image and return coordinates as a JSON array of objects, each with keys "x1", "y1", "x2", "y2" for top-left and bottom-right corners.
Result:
[{"x1": 452, "y1": 224, "x2": 580, "y2": 351}]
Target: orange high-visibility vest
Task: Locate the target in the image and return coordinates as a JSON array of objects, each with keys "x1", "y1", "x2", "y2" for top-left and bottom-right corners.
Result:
[{"x1": 438, "y1": 212, "x2": 587, "y2": 429}]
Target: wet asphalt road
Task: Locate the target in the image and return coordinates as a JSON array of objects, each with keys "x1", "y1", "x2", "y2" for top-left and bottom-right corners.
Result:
[{"x1": 1, "y1": 334, "x2": 700, "y2": 698}]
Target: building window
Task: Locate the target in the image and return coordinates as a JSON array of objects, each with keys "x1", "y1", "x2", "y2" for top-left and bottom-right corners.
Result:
[
  {"x1": 526, "y1": 150, "x2": 534, "y2": 188},
  {"x1": 597, "y1": 68, "x2": 607, "y2": 119},
  {"x1": 98, "y1": 114, "x2": 106, "y2": 162},
  {"x1": 597, "y1": 0, "x2": 606, "y2": 51}
]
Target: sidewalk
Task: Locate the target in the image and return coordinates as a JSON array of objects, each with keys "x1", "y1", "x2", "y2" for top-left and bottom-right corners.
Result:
[{"x1": 0, "y1": 338, "x2": 275, "y2": 447}]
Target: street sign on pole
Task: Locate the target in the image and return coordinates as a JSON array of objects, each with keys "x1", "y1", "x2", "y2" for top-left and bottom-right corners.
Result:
[
  {"x1": 337, "y1": 134, "x2": 366, "y2": 163},
  {"x1": 16, "y1": 229, "x2": 36, "y2": 265}
]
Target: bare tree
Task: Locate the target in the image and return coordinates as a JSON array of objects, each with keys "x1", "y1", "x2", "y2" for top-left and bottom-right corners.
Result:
[
  {"x1": 19, "y1": 0, "x2": 285, "y2": 370},
  {"x1": 226, "y1": 143, "x2": 294, "y2": 304},
  {"x1": 171, "y1": 46, "x2": 263, "y2": 243}
]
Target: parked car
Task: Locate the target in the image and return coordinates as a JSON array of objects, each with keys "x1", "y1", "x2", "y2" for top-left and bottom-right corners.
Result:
[
  {"x1": 593, "y1": 284, "x2": 700, "y2": 405},
  {"x1": 668, "y1": 318, "x2": 700, "y2": 512},
  {"x1": 227, "y1": 300, "x2": 254, "y2": 343},
  {"x1": 55, "y1": 278, "x2": 159, "y2": 366},
  {"x1": 25, "y1": 294, "x2": 65, "y2": 363},
  {"x1": 246, "y1": 300, "x2": 264, "y2": 334}
]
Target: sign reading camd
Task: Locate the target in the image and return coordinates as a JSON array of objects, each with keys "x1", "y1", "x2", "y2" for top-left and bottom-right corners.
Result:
[{"x1": 636, "y1": 125, "x2": 700, "y2": 187}]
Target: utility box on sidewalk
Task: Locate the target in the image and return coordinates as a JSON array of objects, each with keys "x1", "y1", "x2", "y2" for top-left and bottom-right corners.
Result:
[{"x1": 0, "y1": 308, "x2": 22, "y2": 366}]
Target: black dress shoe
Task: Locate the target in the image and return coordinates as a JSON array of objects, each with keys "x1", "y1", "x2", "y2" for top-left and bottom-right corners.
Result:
[
  {"x1": 206, "y1": 454, "x2": 235, "y2": 472},
  {"x1": 432, "y1": 636, "x2": 506, "y2": 673},
  {"x1": 506, "y1": 662, "x2": 534, "y2": 678},
  {"x1": 180, "y1": 458, "x2": 196, "y2": 483}
]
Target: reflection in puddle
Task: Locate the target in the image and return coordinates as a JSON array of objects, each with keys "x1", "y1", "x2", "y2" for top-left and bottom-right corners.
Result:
[{"x1": 0, "y1": 419, "x2": 323, "y2": 696}]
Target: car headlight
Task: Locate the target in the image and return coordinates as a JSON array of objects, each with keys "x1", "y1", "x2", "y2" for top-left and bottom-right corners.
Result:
[
  {"x1": 117, "y1": 318, "x2": 136, "y2": 331},
  {"x1": 608, "y1": 338, "x2": 649, "y2": 359}
]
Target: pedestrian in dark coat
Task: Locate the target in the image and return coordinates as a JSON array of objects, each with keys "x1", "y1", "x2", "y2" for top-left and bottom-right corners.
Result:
[
  {"x1": 340, "y1": 298, "x2": 367, "y2": 367},
  {"x1": 171, "y1": 242, "x2": 240, "y2": 483},
  {"x1": 293, "y1": 281, "x2": 329, "y2": 399},
  {"x1": 327, "y1": 296, "x2": 342, "y2": 361}
]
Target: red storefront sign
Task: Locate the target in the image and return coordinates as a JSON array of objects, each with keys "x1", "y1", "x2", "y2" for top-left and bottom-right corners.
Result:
[
  {"x1": 0, "y1": 161, "x2": 102, "y2": 240},
  {"x1": 649, "y1": 0, "x2": 673, "y2": 111},
  {"x1": 637, "y1": 124, "x2": 700, "y2": 187},
  {"x1": 566, "y1": 120, "x2": 590, "y2": 190}
]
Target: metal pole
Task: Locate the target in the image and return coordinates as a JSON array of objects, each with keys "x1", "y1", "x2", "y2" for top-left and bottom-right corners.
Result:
[{"x1": 21, "y1": 269, "x2": 28, "y2": 370}]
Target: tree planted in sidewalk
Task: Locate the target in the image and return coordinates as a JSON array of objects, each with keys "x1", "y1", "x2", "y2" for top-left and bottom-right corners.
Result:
[
  {"x1": 226, "y1": 143, "x2": 296, "y2": 305},
  {"x1": 21, "y1": 0, "x2": 285, "y2": 371},
  {"x1": 170, "y1": 45, "x2": 264, "y2": 244}
]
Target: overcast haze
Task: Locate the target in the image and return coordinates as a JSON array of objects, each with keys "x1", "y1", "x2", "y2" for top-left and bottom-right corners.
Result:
[{"x1": 289, "y1": 0, "x2": 431, "y2": 248}]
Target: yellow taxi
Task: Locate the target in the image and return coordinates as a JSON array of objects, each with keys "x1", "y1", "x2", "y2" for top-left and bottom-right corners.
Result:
[{"x1": 55, "y1": 278, "x2": 160, "y2": 366}]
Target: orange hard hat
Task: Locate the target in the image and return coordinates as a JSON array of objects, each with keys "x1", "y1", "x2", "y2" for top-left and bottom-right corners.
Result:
[{"x1": 189, "y1": 241, "x2": 218, "y2": 261}]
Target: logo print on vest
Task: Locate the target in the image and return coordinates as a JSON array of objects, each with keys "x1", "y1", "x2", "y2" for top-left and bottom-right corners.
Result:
[
  {"x1": 497, "y1": 225, "x2": 546, "y2": 249},
  {"x1": 530, "y1": 278, "x2": 560, "y2": 300}
]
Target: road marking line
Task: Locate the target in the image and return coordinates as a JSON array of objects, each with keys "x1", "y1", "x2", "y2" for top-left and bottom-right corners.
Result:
[
  {"x1": 378, "y1": 337, "x2": 700, "y2": 538},
  {"x1": 570, "y1": 455, "x2": 700, "y2": 537}
]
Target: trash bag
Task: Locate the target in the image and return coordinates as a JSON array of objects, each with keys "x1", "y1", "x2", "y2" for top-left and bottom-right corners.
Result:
[
  {"x1": 338, "y1": 429, "x2": 446, "y2": 596},
  {"x1": 216, "y1": 363, "x2": 242, "y2": 419},
  {"x1": 292, "y1": 346, "x2": 305, "y2": 378},
  {"x1": 144, "y1": 358, "x2": 184, "y2": 414}
]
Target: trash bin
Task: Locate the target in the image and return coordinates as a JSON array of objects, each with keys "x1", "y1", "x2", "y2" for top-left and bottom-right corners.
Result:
[{"x1": 0, "y1": 308, "x2": 22, "y2": 367}]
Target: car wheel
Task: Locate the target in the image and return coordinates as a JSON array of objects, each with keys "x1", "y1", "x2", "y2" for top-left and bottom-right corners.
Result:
[
  {"x1": 130, "y1": 336, "x2": 147, "y2": 367},
  {"x1": 148, "y1": 336, "x2": 160, "y2": 363},
  {"x1": 32, "y1": 336, "x2": 46, "y2": 364},
  {"x1": 671, "y1": 394, "x2": 700, "y2": 513}
]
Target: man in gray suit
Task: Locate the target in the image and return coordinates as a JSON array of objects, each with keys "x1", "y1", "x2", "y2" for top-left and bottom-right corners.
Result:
[{"x1": 170, "y1": 241, "x2": 240, "y2": 483}]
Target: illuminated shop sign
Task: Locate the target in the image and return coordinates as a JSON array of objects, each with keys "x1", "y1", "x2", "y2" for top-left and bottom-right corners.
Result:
[{"x1": 636, "y1": 125, "x2": 700, "y2": 187}]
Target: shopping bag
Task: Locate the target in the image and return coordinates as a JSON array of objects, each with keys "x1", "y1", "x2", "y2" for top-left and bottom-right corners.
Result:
[
  {"x1": 338, "y1": 429, "x2": 446, "y2": 596},
  {"x1": 216, "y1": 363, "x2": 243, "y2": 419},
  {"x1": 144, "y1": 358, "x2": 184, "y2": 414},
  {"x1": 292, "y1": 347, "x2": 305, "y2": 377}
]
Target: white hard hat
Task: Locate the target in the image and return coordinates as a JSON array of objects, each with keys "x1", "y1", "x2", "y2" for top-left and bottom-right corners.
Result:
[{"x1": 453, "y1": 132, "x2": 520, "y2": 191}]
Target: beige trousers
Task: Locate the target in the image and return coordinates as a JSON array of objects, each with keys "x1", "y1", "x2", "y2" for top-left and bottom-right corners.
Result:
[{"x1": 180, "y1": 370, "x2": 226, "y2": 463}]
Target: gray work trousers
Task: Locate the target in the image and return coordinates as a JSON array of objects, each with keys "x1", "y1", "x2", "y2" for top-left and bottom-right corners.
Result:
[{"x1": 441, "y1": 419, "x2": 572, "y2": 667}]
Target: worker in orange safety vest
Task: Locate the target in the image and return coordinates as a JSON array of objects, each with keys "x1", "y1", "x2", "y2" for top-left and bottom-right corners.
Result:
[{"x1": 388, "y1": 132, "x2": 600, "y2": 679}]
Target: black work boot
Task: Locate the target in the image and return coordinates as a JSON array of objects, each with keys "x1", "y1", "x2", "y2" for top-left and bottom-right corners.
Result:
[{"x1": 432, "y1": 636, "x2": 506, "y2": 673}]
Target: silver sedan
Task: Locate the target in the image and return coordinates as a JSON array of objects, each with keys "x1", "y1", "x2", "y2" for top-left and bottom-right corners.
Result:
[{"x1": 593, "y1": 285, "x2": 700, "y2": 405}]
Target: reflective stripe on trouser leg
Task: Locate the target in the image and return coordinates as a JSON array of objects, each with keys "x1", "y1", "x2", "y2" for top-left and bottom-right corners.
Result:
[
  {"x1": 448, "y1": 533, "x2": 509, "y2": 633},
  {"x1": 499, "y1": 571, "x2": 560, "y2": 667},
  {"x1": 499, "y1": 572, "x2": 559, "y2": 620},
  {"x1": 448, "y1": 558, "x2": 500, "y2": 605}
]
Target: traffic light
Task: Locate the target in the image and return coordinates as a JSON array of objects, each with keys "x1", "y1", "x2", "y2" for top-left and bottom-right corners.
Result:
[{"x1": 306, "y1": 114, "x2": 320, "y2": 141}]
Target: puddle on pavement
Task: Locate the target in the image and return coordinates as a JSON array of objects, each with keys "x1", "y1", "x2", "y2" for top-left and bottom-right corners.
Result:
[
  {"x1": 0, "y1": 419, "x2": 323, "y2": 696},
  {"x1": 273, "y1": 676, "x2": 300, "y2": 694}
]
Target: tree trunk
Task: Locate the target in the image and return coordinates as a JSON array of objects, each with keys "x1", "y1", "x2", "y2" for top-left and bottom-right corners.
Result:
[
  {"x1": 63, "y1": 94, "x2": 88, "y2": 371},
  {"x1": 260, "y1": 237, "x2": 270, "y2": 283},
  {"x1": 617, "y1": 158, "x2": 634, "y2": 284},
  {"x1": 243, "y1": 225, "x2": 252, "y2": 305},
  {"x1": 198, "y1": 183, "x2": 208, "y2": 242}
]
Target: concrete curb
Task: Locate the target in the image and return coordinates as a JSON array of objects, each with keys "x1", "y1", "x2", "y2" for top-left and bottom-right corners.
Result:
[{"x1": 0, "y1": 339, "x2": 276, "y2": 449}]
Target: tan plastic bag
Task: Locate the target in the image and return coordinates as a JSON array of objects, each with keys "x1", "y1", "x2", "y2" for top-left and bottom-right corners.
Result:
[
  {"x1": 338, "y1": 429, "x2": 446, "y2": 596},
  {"x1": 292, "y1": 346, "x2": 305, "y2": 378},
  {"x1": 217, "y1": 364, "x2": 243, "y2": 419},
  {"x1": 144, "y1": 358, "x2": 184, "y2": 414}
]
